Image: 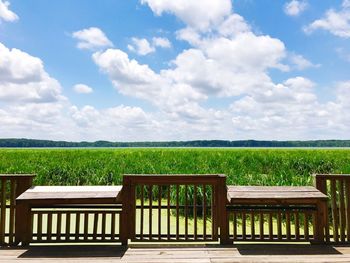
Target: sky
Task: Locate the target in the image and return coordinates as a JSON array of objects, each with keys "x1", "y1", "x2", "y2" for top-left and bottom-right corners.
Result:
[{"x1": 0, "y1": 0, "x2": 350, "y2": 142}]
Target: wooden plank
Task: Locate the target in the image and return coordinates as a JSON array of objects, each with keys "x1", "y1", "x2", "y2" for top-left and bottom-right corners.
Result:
[
  {"x1": 0, "y1": 178, "x2": 6, "y2": 245},
  {"x1": 167, "y1": 185, "x2": 170, "y2": 240},
  {"x1": 339, "y1": 180, "x2": 346, "y2": 242},
  {"x1": 66, "y1": 212, "x2": 71, "y2": 241},
  {"x1": 242, "y1": 212, "x2": 246, "y2": 240},
  {"x1": 286, "y1": 211, "x2": 291, "y2": 240},
  {"x1": 331, "y1": 179, "x2": 339, "y2": 242},
  {"x1": 295, "y1": 211, "x2": 300, "y2": 240},
  {"x1": 57, "y1": 212, "x2": 62, "y2": 241},
  {"x1": 37, "y1": 212, "x2": 43, "y2": 241},
  {"x1": 203, "y1": 184, "x2": 207, "y2": 240},
  {"x1": 185, "y1": 185, "x2": 188, "y2": 240},
  {"x1": 83, "y1": 212, "x2": 88, "y2": 241},
  {"x1": 149, "y1": 185, "x2": 153, "y2": 241},
  {"x1": 346, "y1": 181, "x2": 350, "y2": 242},
  {"x1": 304, "y1": 212, "x2": 309, "y2": 241},
  {"x1": 140, "y1": 185, "x2": 144, "y2": 240},
  {"x1": 158, "y1": 185, "x2": 161, "y2": 240},
  {"x1": 176, "y1": 185, "x2": 179, "y2": 240},
  {"x1": 101, "y1": 212, "x2": 106, "y2": 241},
  {"x1": 277, "y1": 211, "x2": 282, "y2": 240},
  {"x1": 233, "y1": 212, "x2": 237, "y2": 240},
  {"x1": 111, "y1": 212, "x2": 116, "y2": 240},
  {"x1": 260, "y1": 212, "x2": 264, "y2": 240},
  {"x1": 269, "y1": 212, "x2": 273, "y2": 240},
  {"x1": 251, "y1": 211, "x2": 255, "y2": 240},
  {"x1": 194, "y1": 185, "x2": 197, "y2": 240},
  {"x1": 228, "y1": 186, "x2": 319, "y2": 192},
  {"x1": 47, "y1": 212, "x2": 52, "y2": 241},
  {"x1": 9, "y1": 179, "x2": 16, "y2": 245}
]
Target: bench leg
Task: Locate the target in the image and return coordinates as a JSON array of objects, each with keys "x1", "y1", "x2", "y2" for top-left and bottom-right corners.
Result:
[
  {"x1": 313, "y1": 200, "x2": 327, "y2": 244},
  {"x1": 15, "y1": 203, "x2": 32, "y2": 246}
]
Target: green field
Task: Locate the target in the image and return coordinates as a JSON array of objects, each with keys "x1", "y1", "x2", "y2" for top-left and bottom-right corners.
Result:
[{"x1": 1, "y1": 148, "x2": 350, "y2": 186}]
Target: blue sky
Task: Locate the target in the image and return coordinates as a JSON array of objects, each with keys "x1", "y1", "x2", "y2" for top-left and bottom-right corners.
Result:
[{"x1": 0, "y1": 0, "x2": 350, "y2": 141}]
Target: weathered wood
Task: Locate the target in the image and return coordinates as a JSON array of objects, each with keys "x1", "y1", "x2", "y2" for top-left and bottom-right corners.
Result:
[
  {"x1": 339, "y1": 180, "x2": 346, "y2": 242},
  {"x1": 331, "y1": 179, "x2": 339, "y2": 242},
  {"x1": 0, "y1": 178, "x2": 6, "y2": 245},
  {"x1": 346, "y1": 181, "x2": 350, "y2": 242}
]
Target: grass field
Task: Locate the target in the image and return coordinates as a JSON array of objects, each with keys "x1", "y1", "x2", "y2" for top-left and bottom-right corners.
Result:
[{"x1": 1, "y1": 148, "x2": 350, "y2": 186}]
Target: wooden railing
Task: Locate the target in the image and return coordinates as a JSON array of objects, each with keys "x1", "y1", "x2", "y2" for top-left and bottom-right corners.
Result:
[
  {"x1": 121, "y1": 174, "x2": 227, "y2": 243},
  {"x1": 227, "y1": 206, "x2": 317, "y2": 242},
  {"x1": 30, "y1": 205, "x2": 122, "y2": 243},
  {"x1": 314, "y1": 174, "x2": 350, "y2": 243},
  {"x1": 0, "y1": 174, "x2": 34, "y2": 246}
]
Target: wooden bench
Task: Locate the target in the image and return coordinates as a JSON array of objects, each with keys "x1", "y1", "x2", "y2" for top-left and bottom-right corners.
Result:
[
  {"x1": 16, "y1": 186, "x2": 123, "y2": 245},
  {"x1": 224, "y1": 186, "x2": 328, "y2": 243}
]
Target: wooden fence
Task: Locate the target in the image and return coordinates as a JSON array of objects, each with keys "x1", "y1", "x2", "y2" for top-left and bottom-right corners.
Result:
[{"x1": 1, "y1": 173, "x2": 350, "y2": 246}]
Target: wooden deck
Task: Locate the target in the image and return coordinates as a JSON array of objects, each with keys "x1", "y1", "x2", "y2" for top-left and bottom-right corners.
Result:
[{"x1": 2, "y1": 244, "x2": 350, "y2": 262}]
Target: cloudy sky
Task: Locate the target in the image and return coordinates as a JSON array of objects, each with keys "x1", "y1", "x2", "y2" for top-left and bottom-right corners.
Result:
[{"x1": 1, "y1": 0, "x2": 350, "y2": 141}]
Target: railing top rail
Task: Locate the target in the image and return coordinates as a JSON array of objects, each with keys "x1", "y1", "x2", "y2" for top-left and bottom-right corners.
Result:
[
  {"x1": 123, "y1": 174, "x2": 226, "y2": 185},
  {"x1": 0, "y1": 174, "x2": 35, "y2": 179},
  {"x1": 313, "y1": 173, "x2": 350, "y2": 179}
]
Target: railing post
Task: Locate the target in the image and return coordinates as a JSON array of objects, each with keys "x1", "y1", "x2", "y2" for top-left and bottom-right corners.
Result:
[
  {"x1": 120, "y1": 176, "x2": 130, "y2": 246},
  {"x1": 218, "y1": 175, "x2": 230, "y2": 245},
  {"x1": 14, "y1": 175, "x2": 34, "y2": 246},
  {"x1": 313, "y1": 174, "x2": 329, "y2": 243}
]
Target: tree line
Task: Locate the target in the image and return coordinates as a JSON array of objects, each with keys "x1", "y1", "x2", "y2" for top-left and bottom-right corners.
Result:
[{"x1": 1, "y1": 138, "x2": 350, "y2": 147}]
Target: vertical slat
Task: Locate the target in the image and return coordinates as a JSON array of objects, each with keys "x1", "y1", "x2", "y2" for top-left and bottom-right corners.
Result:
[
  {"x1": 47, "y1": 213, "x2": 52, "y2": 241},
  {"x1": 176, "y1": 185, "x2": 179, "y2": 240},
  {"x1": 304, "y1": 212, "x2": 309, "y2": 241},
  {"x1": 250, "y1": 211, "x2": 255, "y2": 240},
  {"x1": 84, "y1": 212, "x2": 89, "y2": 241},
  {"x1": 158, "y1": 185, "x2": 161, "y2": 240},
  {"x1": 185, "y1": 185, "x2": 188, "y2": 240},
  {"x1": 277, "y1": 211, "x2": 282, "y2": 240},
  {"x1": 295, "y1": 211, "x2": 300, "y2": 240},
  {"x1": 92, "y1": 213, "x2": 98, "y2": 241},
  {"x1": 242, "y1": 212, "x2": 246, "y2": 240},
  {"x1": 37, "y1": 212, "x2": 42, "y2": 241},
  {"x1": 75, "y1": 212, "x2": 80, "y2": 241},
  {"x1": 233, "y1": 212, "x2": 237, "y2": 240},
  {"x1": 259, "y1": 212, "x2": 264, "y2": 240},
  {"x1": 346, "y1": 181, "x2": 350, "y2": 242},
  {"x1": 286, "y1": 211, "x2": 291, "y2": 240},
  {"x1": 167, "y1": 185, "x2": 170, "y2": 240},
  {"x1": 203, "y1": 184, "x2": 207, "y2": 240},
  {"x1": 212, "y1": 184, "x2": 218, "y2": 240},
  {"x1": 149, "y1": 185, "x2": 153, "y2": 240},
  {"x1": 0, "y1": 178, "x2": 6, "y2": 245},
  {"x1": 140, "y1": 185, "x2": 144, "y2": 240},
  {"x1": 312, "y1": 212, "x2": 317, "y2": 241},
  {"x1": 194, "y1": 185, "x2": 197, "y2": 240},
  {"x1": 339, "y1": 180, "x2": 346, "y2": 242},
  {"x1": 331, "y1": 179, "x2": 339, "y2": 242},
  {"x1": 9, "y1": 179, "x2": 16, "y2": 244},
  {"x1": 111, "y1": 212, "x2": 116, "y2": 240},
  {"x1": 269, "y1": 212, "x2": 273, "y2": 240},
  {"x1": 101, "y1": 212, "x2": 106, "y2": 241},
  {"x1": 57, "y1": 212, "x2": 62, "y2": 241},
  {"x1": 66, "y1": 212, "x2": 71, "y2": 241}
]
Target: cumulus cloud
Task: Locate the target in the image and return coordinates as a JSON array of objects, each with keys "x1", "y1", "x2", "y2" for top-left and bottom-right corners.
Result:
[
  {"x1": 141, "y1": 0, "x2": 232, "y2": 31},
  {"x1": 304, "y1": 1, "x2": 350, "y2": 38},
  {"x1": 128, "y1": 37, "x2": 171, "y2": 55},
  {"x1": 73, "y1": 84, "x2": 93, "y2": 94},
  {"x1": 284, "y1": 0, "x2": 308, "y2": 16},
  {"x1": 0, "y1": 0, "x2": 18, "y2": 22},
  {"x1": 288, "y1": 53, "x2": 320, "y2": 70},
  {"x1": 72, "y1": 27, "x2": 113, "y2": 50}
]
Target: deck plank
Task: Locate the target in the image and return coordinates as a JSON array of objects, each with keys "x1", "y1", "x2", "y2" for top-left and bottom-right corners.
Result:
[{"x1": 2, "y1": 245, "x2": 350, "y2": 262}]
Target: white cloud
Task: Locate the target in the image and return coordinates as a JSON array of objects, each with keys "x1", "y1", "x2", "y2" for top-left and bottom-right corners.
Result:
[
  {"x1": 73, "y1": 84, "x2": 93, "y2": 94},
  {"x1": 284, "y1": 0, "x2": 308, "y2": 16},
  {"x1": 72, "y1": 27, "x2": 113, "y2": 50},
  {"x1": 289, "y1": 53, "x2": 320, "y2": 70},
  {"x1": 128, "y1": 38, "x2": 155, "y2": 55},
  {"x1": 0, "y1": 43, "x2": 62, "y2": 103},
  {"x1": 0, "y1": 0, "x2": 18, "y2": 22},
  {"x1": 128, "y1": 37, "x2": 171, "y2": 56},
  {"x1": 141, "y1": 0, "x2": 232, "y2": 31},
  {"x1": 304, "y1": 1, "x2": 350, "y2": 38},
  {"x1": 152, "y1": 37, "x2": 171, "y2": 48}
]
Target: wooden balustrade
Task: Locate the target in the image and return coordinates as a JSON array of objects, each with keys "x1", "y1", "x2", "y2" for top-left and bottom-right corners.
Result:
[
  {"x1": 314, "y1": 174, "x2": 350, "y2": 243},
  {"x1": 121, "y1": 174, "x2": 226, "y2": 243},
  {"x1": 0, "y1": 174, "x2": 34, "y2": 247}
]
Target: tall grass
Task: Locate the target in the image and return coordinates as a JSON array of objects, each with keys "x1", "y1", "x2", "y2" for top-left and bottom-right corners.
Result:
[{"x1": 0, "y1": 148, "x2": 349, "y2": 186}]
